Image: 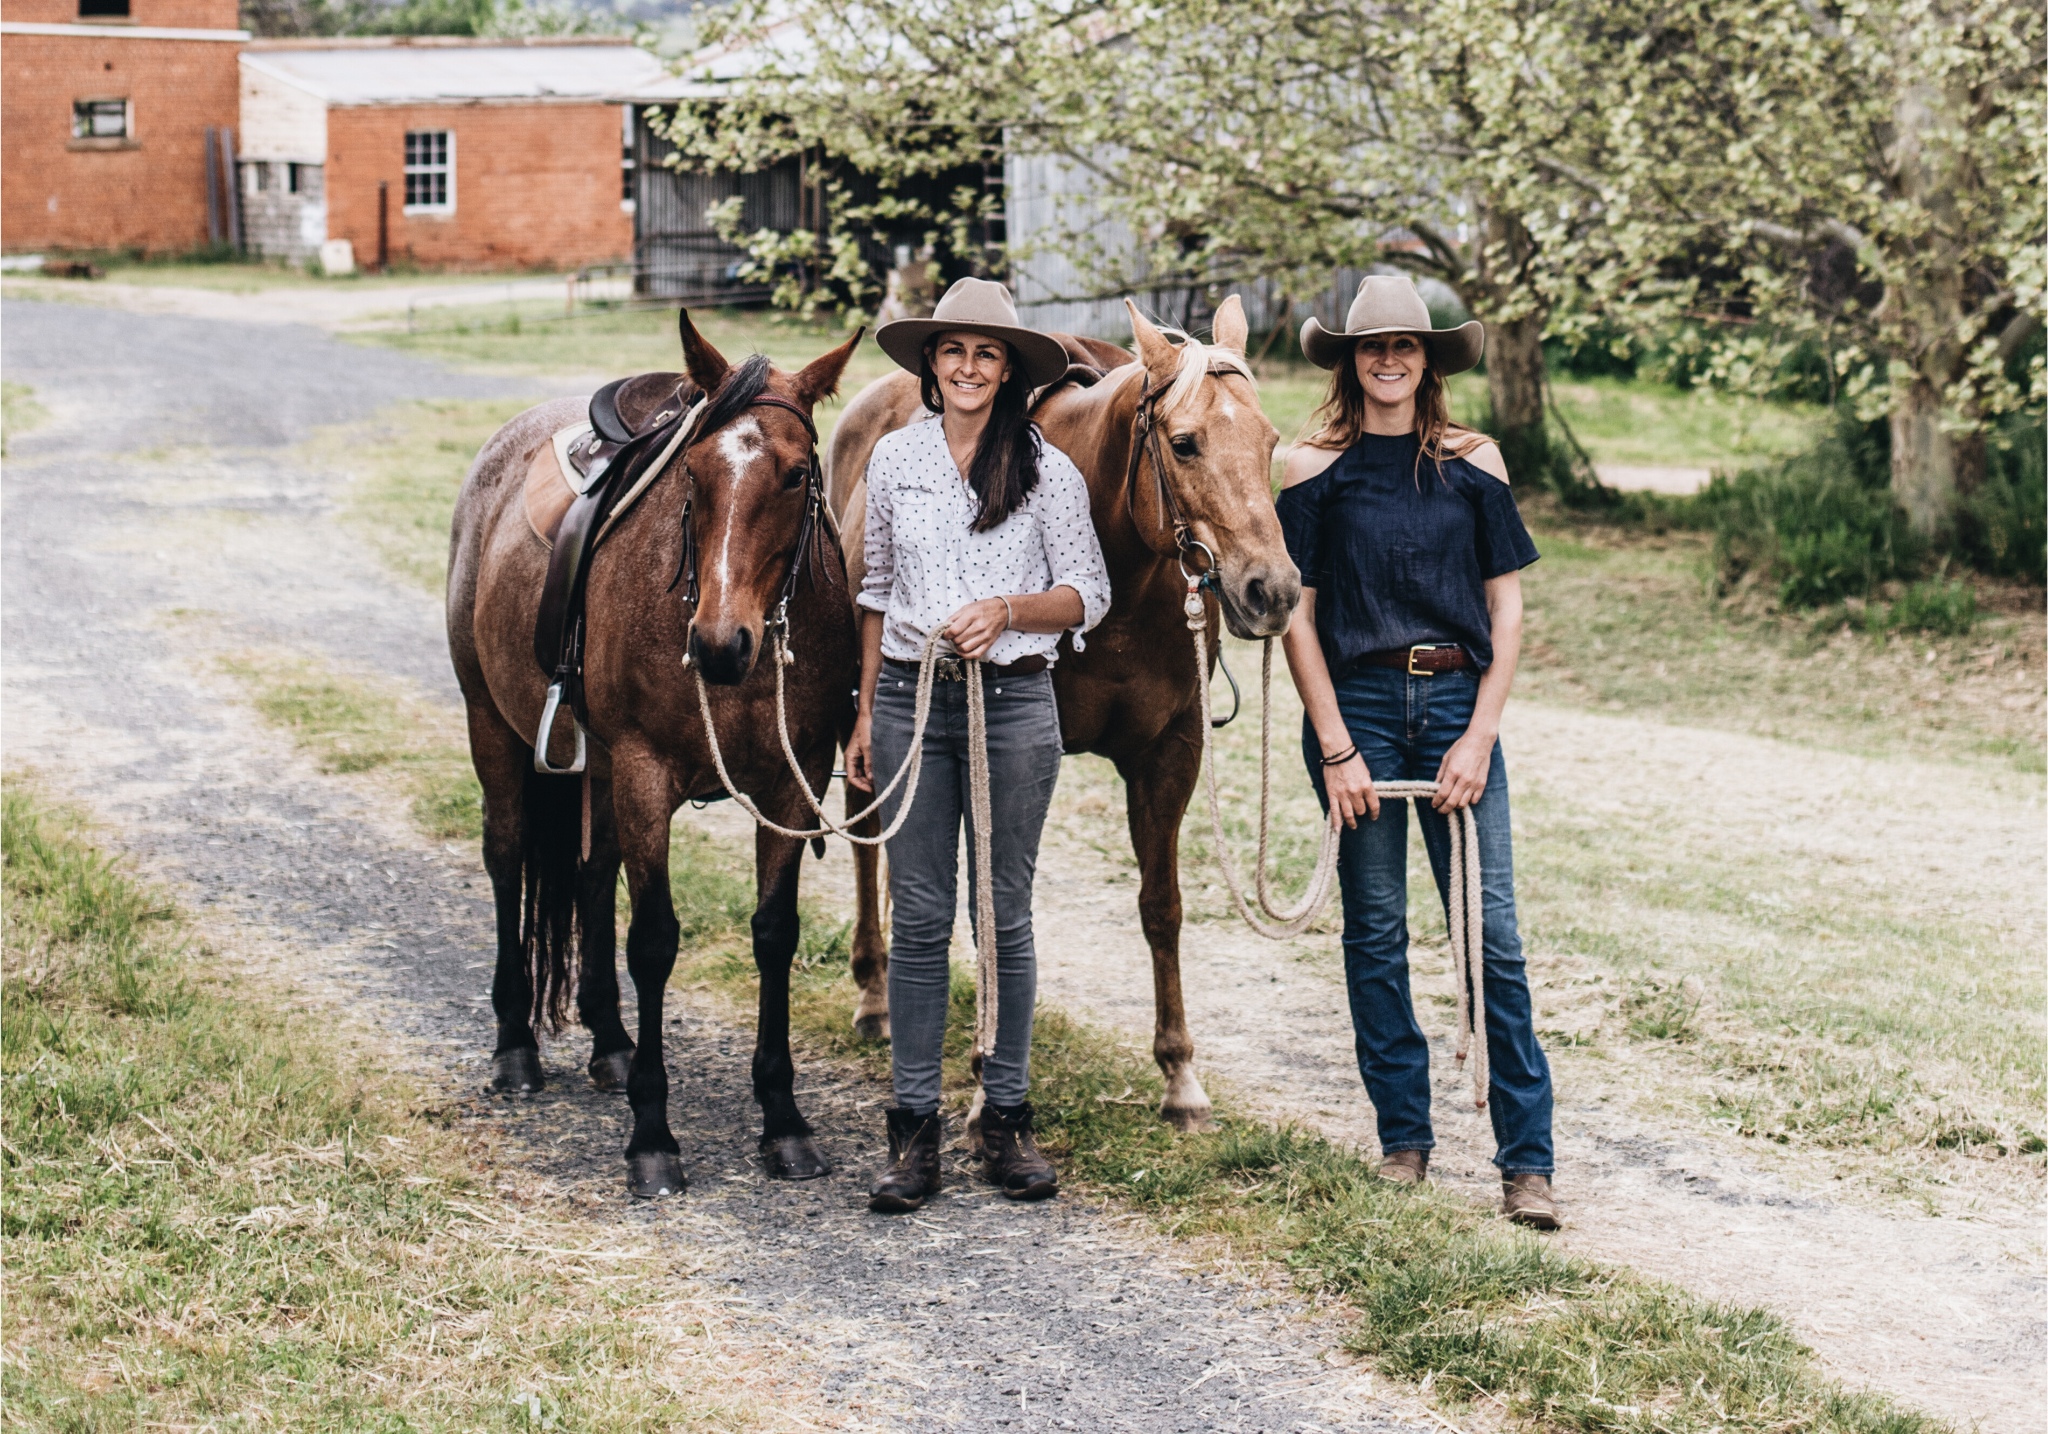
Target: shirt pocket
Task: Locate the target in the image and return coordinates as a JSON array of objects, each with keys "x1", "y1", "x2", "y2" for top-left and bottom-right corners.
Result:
[{"x1": 888, "y1": 477, "x2": 951, "y2": 591}]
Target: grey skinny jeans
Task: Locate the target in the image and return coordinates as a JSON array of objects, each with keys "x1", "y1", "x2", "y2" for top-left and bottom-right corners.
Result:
[{"x1": 870, "y1": 664, "x2": 1063, "y2": 1112}]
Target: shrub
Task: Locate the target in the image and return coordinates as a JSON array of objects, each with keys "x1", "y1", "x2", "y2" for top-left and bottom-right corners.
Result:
[
  {"x1": 1954, "y1": 413, "x2": 2046, "y2": 584},
  {"x1": 1701, "y1": 414, "x2": 1914, "y2": 607},
  {"x1": 1873, "y1": 578, "x2": 1979, "y2": 636}
]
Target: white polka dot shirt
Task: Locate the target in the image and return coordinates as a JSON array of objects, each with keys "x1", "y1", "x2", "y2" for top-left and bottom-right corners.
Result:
[{"x1": 857, "y1": 415, "x2": 1112, "y2": 666}]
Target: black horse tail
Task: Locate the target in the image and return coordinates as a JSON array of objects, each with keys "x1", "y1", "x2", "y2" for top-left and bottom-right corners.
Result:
[{"x1": 519, "y1": 768, "x2": 582, "y2": 1034}]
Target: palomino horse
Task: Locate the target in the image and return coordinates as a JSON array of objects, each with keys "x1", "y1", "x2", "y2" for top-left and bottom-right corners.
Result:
[
  {"x1": 448, "y1": 313, "x2": 861, "y2": 1196},
  {"x1": 824, "y1": 296, "x2": 1299, "y2": 1128}
]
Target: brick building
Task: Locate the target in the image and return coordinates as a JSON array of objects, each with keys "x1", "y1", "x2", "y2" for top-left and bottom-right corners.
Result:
[
  {"x1": 237, "y1": 39, "x2": 666, "y2": 270},
  {"x1": 1, "y1": 0, "x2": 247, "y2": 254}
]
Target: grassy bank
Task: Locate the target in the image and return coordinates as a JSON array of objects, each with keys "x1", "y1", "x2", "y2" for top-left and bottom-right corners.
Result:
[
  {"x1": 0, "y1": 786, "x2": 800, "y2": 1432},
  {"x1": 221, "y1": 643, "x2": 1945, "y2": 1434}
]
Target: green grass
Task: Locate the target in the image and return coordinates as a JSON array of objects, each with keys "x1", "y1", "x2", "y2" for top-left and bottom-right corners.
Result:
[
  {"x1": 3, "y1": 379, "x2": 48, "y2": 456},
  {"x1": 0, "y1": 785, "x2": 786, "y2": 1431},
  {"x1": 220, "y1": 652, "x2": 482, "y2": 839}
]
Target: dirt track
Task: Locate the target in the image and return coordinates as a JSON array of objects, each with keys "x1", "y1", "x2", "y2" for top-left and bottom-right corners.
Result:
[
  {"x1": 6, "y1": 294, "x2": 2041, "y2": 1432},
  {"x1": 2, "y1": 298, "x2": 1425, "y2": 1434}
]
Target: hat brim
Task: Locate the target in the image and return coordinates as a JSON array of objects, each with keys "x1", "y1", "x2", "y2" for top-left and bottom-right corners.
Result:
[
  {"x1": 875, "y1": 318, "x2": 1071, "y2": 391},
  {"x1": 1299, "y1": 317, "x2": 1485, "y2": 376}
]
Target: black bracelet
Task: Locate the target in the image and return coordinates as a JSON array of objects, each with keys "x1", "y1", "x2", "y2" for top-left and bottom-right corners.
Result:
[{"x1": 1320, "y1": 745, "x2": 1359, "y2": 767}]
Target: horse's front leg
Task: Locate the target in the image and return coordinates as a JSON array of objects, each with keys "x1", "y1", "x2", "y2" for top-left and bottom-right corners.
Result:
[
  {"x1": 847, "y1": 781, "x2": 891, "y2": 1041},
  {"x1": 466, "y1": 699, "x2": 546, "y2": 1093},
  {"x1": 1118, "y1": 714, "x2": 1214, "y2": 1131},
  {"x1": 575, "y1": 769, "x2": 635, "y2": 1091},
  {"x1": 754, "y1": 812, "x2": 829, "y2": 1179},
  {"x1": 612, "y1": 740, "x2": 687, "y2": 1197}
]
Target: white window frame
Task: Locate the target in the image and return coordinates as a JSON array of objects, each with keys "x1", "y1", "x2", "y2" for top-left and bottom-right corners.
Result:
[
  {"x1": 619, "y1": 103, "x2": 636, "y2": 214},
  {"x1": 402, "y1": 129, "x2": 455, "y2": 216}
]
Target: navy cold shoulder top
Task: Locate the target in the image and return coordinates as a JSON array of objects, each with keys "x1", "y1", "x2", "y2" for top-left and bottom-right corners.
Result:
[{"x1": 1276, "y1": 431, "x2": 1539, "y2": 672}]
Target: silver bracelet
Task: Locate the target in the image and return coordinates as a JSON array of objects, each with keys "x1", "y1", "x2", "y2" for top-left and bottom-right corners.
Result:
[{"x1": 999, "y1": 595, "x2": 1015, "y2": 630}]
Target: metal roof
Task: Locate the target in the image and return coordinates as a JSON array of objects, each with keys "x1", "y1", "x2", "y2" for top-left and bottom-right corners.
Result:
[{"x1": 240, "y1": 42, "x2": 671, "y2": 106}]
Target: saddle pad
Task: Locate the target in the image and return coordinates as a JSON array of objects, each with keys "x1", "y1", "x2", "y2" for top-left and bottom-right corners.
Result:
[{"x1": 523, "y1": 433, "x2": 579, "y2": 550}]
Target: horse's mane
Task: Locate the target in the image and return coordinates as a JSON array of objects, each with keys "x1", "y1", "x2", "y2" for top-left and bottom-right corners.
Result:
[
  {"x1": 698, "y1": 352, "x2": 774, "y2": 435},
  {"x1": 1152, "y1": 325, "x2": 1255, "y2": 419}
]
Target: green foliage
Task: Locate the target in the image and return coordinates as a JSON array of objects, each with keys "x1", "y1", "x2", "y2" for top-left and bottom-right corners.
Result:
[
  {"x1": 239, "y1": 0, "x2": 600, "y2": 39},
  {"x1": 1954, "y1": 414, "x2": 2048, "y2": 584},
  {"x1": 1870, "y1": 579, "x2": 1980, "y2": 637}
]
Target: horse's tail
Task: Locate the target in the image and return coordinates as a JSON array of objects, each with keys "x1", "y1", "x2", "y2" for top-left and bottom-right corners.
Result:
[{"x1": 519, "y1": 767, "x2": 582, "y2": 1034}]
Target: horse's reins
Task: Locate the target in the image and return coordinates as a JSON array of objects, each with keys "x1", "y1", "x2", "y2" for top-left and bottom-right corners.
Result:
[{"x1": 673, "y1": 392, "x2": 1005, "y2": 1067}]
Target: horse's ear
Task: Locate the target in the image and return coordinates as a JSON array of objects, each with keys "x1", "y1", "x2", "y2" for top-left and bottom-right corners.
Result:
[
  {"x1": 678, "y1": 309, "x2": 730, "y2": 394},
  {"x1": 1125, "y1": 298, "x2": 1178, "y2": 378},
  {"x1": 1211, "y1": 295, "x2": 1249, "y2": 355},
  {"x1": 791, "y1": 327, "x2": 865, "y2": 409}
]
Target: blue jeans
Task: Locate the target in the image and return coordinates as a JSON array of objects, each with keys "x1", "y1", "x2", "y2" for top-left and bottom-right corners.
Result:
[
  {"x1": 871, "y1": 666, "x2": 1063, "y2": 1113},
  {"x1": 1305, "y1": 666, "x2": 1554, "y2": 1176}
]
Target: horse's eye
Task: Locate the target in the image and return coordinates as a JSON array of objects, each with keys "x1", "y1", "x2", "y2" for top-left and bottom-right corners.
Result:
[
  {"x1": 1169, "y1": 434, "x2": 1200, "y2": 460},
  {"x1": 784, "y1": 465, "x2": 809, "y2": 490}
]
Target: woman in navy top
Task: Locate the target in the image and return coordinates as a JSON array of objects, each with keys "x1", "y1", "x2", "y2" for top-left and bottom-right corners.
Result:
[{"x1": 1278, "y1": 276, "x2": 1558, "y2": 1229}]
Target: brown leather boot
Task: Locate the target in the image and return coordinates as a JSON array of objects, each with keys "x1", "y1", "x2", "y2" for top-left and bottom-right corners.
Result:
[
  {"x1": 1502, "y1": 1173, "x2": 1560, "y2": 1229},
  {"x1": 980, "y1": 1101, "x2": 1058, "y2": 1200},
  {"x1": 868, "y1": 1107, "x2": 943, "y2": 1213},
  {"x1": 1376, "y1": 1149, "x2": 1430, "y2": 1185}
]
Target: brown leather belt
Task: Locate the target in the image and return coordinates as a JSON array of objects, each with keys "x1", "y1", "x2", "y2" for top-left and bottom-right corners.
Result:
[
  {"x1": 885, "y1": 654, "x2": 1049, "y2": 682},
  {"x1": 1358, "y1": 643, "x2": 1473, "y2": 675}
]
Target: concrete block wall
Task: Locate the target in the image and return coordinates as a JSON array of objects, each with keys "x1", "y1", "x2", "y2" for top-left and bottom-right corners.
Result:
[{"x1": 325, "y1": 101, "x2": 629, "y2": 271}]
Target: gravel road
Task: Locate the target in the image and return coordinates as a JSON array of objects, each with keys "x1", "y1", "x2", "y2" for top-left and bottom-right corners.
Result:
[{"x1": 1, "y1": 299, "x2": 1420, "y2": 1434}]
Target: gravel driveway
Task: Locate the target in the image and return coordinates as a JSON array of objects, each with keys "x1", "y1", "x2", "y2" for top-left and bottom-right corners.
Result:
[{"x1": 1, "y1": 299, "x2": 1420, "y2": 1434}]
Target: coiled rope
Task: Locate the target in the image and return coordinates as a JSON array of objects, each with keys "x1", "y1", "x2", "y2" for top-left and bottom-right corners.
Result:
[
  {"x1": 693, "y1": 623, "x2": 1003, "y2": 1066},
  {"x1": 1185, "y1": 583, "x2": 1489, "y2": 1108}
]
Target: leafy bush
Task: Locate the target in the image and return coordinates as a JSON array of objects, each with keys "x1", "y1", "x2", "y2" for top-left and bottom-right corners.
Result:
[
  {"x1": 1879, "y1": 578, "x2": 1980, "y2": 636},
  {"x1": 1701, "y1": 414, "x2": 1914, "y2": 606},
  {"x1": 1954, "y1": 413, "x2": 2046, "y2": 584}
]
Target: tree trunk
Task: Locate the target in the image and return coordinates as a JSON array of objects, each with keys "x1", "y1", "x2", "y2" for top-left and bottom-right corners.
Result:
[
  {"x1": 1888, "y1": 375, "x2": 1956, "y2": 534},
  {"x1": 1468, "y1": 200, "x2": 1552, "y2": 480},
  {"x1": 1486, "y1": 313, "x2": 1547, "y2": 449}
]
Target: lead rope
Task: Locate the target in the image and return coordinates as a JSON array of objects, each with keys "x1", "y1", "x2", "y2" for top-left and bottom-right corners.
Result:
[
  {"x1": 1186, "y1": 586, "x2": 1489, "y2": 1109},
  {"x1": 965, "y1": 659, "x2": 1000, "y2": 1066}
]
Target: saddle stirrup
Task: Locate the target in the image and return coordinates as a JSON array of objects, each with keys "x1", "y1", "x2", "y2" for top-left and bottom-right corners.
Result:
[{"x1": 533, "y1": 680, "x2": 587, "y2": 775}]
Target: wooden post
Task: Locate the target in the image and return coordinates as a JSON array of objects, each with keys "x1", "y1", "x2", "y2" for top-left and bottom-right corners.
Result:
[
  {"x1": 218, "y1": 128, "x2": 241, "y2": 253},
  {"x1": 377, "y1": 180, "x2": 389, "y2": 272},
  {"x1": 203, "y1": 127, "x2": 221, "y2": 245}
]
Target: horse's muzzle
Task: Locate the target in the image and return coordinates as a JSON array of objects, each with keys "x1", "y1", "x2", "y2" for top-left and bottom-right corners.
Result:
[
  {"x1": 688, "y1": 622, "x2": 758, "y2": 685},
  {"x1": 1217, "y1": 561, "x2": 1301, "y2": 640}
]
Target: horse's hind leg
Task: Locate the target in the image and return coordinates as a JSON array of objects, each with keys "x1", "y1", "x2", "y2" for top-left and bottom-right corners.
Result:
[
  {"x1": 847, "y1": 784, "x2": 891, "y2": 1041},
  {"x1": 612, "y1": 739, "x2": 685, "y2": 1197},
  {"x1": 577, "y1": 770, "x2": 634, "y2": 1091},
  {"x1": 754, "y1": 821, "x2": 829, "y2": 1179},
  {"x1": 468, "y1": 700, "x2": 545, "y2": 1093},
  {"x1": 1120, "y1": 718, "x2": 1214, "y2": 1131}
]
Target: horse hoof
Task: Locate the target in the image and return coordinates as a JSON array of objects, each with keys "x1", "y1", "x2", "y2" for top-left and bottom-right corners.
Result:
[
  {"x1": 491, "y1": 1048, "x2": 544, "y2": 1093},
  {"x1": 851, "y1": 1012, "x2": 891, "y2": 1042},
  {"x1": 626, "y1": 1151, "x2": 687, "y2": 1199},
  {"x1": 1160, "y1": 1101, "x2": 1213, "y2": 1133},
  {"x1": 588, "y1": 1049, "x2": 633, "y2": 1091},
  {"x1": 760, "y1": 1134, "x2": 830, "y2": 1181}
]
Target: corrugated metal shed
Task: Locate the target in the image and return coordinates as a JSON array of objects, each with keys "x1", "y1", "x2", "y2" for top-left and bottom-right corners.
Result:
[{"x1": 239, "y1": 40, "x2": 670, "y2": 107}]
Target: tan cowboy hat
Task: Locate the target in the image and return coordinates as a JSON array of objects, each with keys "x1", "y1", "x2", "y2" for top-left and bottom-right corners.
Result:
[
  {"x1": 1299, "y1": 275, "x2": 1485, "y2": 374},
  {"x1": 875, "y1": 277, "x2": 1070, "y2": 390}
]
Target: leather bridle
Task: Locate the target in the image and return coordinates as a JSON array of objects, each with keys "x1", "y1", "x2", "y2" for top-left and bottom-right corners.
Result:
[{"x1": 666, "y1": 388, "x2": 837, "y2": 639}]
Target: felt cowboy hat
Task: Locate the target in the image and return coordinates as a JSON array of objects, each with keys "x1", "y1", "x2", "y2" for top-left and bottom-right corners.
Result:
[
  {"x1": 875, "y1": 277, "x2": 1071, "y2": 390},
  {"x1": 1299, "y1": 275, "x2": 1485, "y2": 375}
]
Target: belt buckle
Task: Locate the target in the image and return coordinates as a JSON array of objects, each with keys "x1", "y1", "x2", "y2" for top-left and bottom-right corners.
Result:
[
  {"x1": 934, "y1": 655, "x2": 966, "y2": 682},
  {"x1": 1406, "y1": 644, "x2": 1443, "y2": 676}
]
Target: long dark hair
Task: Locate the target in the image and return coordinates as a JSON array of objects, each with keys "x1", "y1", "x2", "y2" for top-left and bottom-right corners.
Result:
[
  {"x1": 1304, "y1": 340, "x2": 1475, "y2": 481},
  {"x1": 918, "y1": 338, "x2": 1040, "y2": 532}
]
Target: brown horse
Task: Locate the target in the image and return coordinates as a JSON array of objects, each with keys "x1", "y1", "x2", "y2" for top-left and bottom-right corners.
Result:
[
  {"x1": 448, "y1": 312, "x2": 861, "y2": 1196},
  {"x1": 824, "y1": 296, "x2": 1299, "y2": 1128}
]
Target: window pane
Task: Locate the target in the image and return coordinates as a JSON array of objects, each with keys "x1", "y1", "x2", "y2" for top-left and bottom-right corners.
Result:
[
  {"x1": 72, "y1": 99, "x2": 127, "y2": 139},
  {"x1": 77, "y1": 0, "x2": 130, "y2": 15}
]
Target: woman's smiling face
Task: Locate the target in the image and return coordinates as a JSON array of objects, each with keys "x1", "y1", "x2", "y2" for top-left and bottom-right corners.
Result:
[
  {"x1": 929, "y1": 330, "x2": 1013, "y2": 416},
  {"x1": 1351, "y1": 332, "x2": 1427, "y2": 409}
]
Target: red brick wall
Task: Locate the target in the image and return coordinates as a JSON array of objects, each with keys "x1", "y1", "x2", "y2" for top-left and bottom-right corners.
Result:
[
  {"x1": 0, "y1": 32, "x2": 240, "y2": 253},
  {"x1": 1, "y1": 0, "x2": 240, "y2": 31},
  {"x1": 326, "y1": 102, "x2": 630, "y2": 272}
]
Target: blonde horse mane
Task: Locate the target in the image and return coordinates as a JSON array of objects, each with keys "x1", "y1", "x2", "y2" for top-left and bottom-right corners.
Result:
[{"x1": 1152, "y1": 324, "x2": 1255, "y2": 419}]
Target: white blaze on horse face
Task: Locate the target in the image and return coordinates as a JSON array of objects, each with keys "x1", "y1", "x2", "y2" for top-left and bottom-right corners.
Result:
[{"x1": 714, "y1": 417, "x2": 764, "y2": 590}]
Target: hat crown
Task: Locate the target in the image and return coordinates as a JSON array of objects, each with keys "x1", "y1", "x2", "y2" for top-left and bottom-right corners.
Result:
[
  {"x1": 1344, "y1": 275, "x2": 1434, "y2": 335},
  {"x1": 929, "y1": 277, "x2": 1024, "y2": 332}
]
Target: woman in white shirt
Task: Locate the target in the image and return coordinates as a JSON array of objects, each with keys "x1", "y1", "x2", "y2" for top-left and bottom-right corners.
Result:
[{"x1": 845, "y1": 278, "x2": 1111, "y2": 1212}]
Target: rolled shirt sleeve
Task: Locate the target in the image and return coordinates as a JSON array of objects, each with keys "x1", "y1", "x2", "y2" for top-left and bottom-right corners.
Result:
[
  {"x1": 857, "y1": 455, "x2": 895, "y2": 616},
  {"x1": 1032, "y1": 442, "x2": 1111, "y2": 648}
]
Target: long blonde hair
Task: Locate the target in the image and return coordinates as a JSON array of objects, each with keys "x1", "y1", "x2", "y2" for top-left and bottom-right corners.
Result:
[{"x1": 1304, "y1": 341, "x2": 1475, "y2": 479}]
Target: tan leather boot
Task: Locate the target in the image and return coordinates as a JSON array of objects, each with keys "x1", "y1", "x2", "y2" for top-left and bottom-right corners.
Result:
[
  {"x1": 1376, "y1": 1149, "x2": 1429, "y2": 1185},
  {"x1": 1502, "y1": 1173, "x2": 1560, "y2": 1229}
]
